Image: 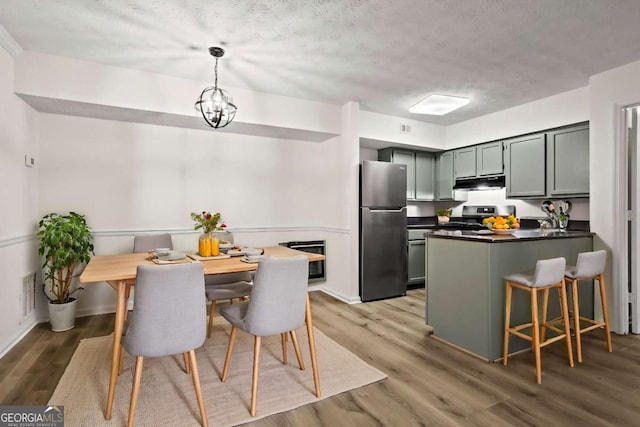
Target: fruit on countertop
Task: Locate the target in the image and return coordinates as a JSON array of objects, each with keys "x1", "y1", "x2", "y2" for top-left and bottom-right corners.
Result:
[{"x1": 482, "y1": 215, "x2": 521, "y2": 229}]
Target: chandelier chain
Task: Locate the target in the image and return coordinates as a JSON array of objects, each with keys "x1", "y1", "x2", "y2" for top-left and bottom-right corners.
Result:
[{"x1": 214, "y1": 57, "x2": 219, "y2": 89}]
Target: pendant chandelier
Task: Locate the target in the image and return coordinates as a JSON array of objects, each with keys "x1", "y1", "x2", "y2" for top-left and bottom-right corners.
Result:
[{"x1": 194, "y1": 47, "x2": 237, "y2": 128}]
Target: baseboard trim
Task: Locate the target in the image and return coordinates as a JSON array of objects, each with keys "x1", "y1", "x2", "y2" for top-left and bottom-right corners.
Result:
[
  {"x1": 0, "y1": 319, "x2": 38, "y2": 359},
  {"x1": 316, "y1": 287, "x2": 361, "y2": 304}
]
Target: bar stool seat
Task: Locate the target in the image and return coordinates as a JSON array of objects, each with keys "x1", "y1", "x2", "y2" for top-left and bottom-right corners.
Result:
[
  {"x1": 564, "y1": 250, "x2": 612, "y2": 362},
  {"x1": 503, "y1": 257, "x2": 574, "y2": 384}
]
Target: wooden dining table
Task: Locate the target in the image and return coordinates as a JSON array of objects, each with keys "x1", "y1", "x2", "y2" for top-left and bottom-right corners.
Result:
[{"x1": 80, "y1": 245, "x2": 324, "y2": 420}]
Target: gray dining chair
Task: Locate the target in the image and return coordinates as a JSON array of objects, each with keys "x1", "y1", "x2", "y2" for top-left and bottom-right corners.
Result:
[
  {"x1": 132, "y1": 233, "x2": 173, "y2": 253},
  {"x1": 205, "y1": 273, "x2": 253, "y2": 338},
  {"x1": 122, "y1": 262, "x2": 209, "y2": 427},
  {"x1": 219, "y1": 255, "x2": 309, "y2": 417}
]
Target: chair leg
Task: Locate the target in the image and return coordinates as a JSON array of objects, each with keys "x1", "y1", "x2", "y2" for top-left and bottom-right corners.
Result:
[
  {"x1": 559, "y1": 280, "x2": 574, "y2": 368},
  {"x1": 281, "y1": 333, "x2": 288, "y2": 365},
  {"x1": 503, "y1": 281, "x2": 513, "y2": 366},
  {"x1": 183, "y1": 352, "x2": 191, "y2": 374},
  {"x1": 290, "y1": 330, "x2": 305, "y2": 370},
  {"x1": 540, "y1": 287, "x2": 550, "y2": 343},
  {"x1": 530, "y1": 288, "x2": 542, "y2": 384},
  {"x1": 571, "y1": 278, "x2": 582, "y2": 362},
  {"x1": 207, "y1": 300, "x2": 217, "y2": 338},
  {"x1": 127, "y1": 356, "x2": 144, "y2": 427},
  {"x1": 250, "y1": 336, "x2": 261, "y2": 417},
  {"x1": 221, "y1": 326, "x2": 238, "y2": 382},
  {"x1": 187, "y1": 350, "x2": 208, "y2": 427},
  {"x1": 118, "y1": 347, "x2": 125, "y2": 375},
  {"x1": 598, "y1": 274, "x2": 613, "y2": 352}
]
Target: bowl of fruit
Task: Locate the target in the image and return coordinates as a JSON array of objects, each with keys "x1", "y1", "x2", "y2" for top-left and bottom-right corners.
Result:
[{"x1": 482, "y1": 215, "x2": 520, "y2": 235}]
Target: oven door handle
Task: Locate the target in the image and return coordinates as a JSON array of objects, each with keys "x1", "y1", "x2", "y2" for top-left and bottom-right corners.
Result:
[{"x1": 290, "y1": 244, "x2": 325, "y2": 250}]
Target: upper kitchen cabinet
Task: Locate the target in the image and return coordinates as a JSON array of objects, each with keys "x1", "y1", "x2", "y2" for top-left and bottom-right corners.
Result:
[
  {"x1": 476, "y1": 141, "x2": 504, "y2": 176},
  {"x1": 546, "y1": 124, "x2": 589, "y2": 197},
  {"x1": 378, "y1": 148, "x2": 435, "y2": 201},
  {"x1": 453, "y1": 147, "x2": 477, "y2": 179},
  {"x1": 435, "y1": 152, "x2": 468, "y2": 201},
  {"x1": 454, "y1": 141, "x2": 504, "y2": 179},
  {"x1": 504, "y1": 133, "x2": 547, "y2": 198}
]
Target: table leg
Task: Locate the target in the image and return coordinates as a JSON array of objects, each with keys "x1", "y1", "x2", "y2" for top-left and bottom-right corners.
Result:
[
  {"x1": 305, "y1": 293, "x2": 321, "y2": 398},
  {"x1": 105, "y1": 280, "x2": 126, "y2": 420}
]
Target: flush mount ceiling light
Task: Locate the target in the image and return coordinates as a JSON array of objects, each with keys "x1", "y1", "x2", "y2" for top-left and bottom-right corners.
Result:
[
  {"x1": 194, "y1": 46, "x2": 237, "y2": 128},
  {"x1": 409, "y1": 94, "x2": 470, "y2": 115}
]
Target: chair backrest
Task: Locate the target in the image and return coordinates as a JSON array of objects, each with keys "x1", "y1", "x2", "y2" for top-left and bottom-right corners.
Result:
[
  {"x1": 531, "y1": 257, "x2": 566, "y2": 287},
  {"x1": 574, "y1": 250, "x2": 607, "y2": 278},
  {"x1": 123, "y1": 262, "x2": 206, "y2": 357},
  {"x1": 242, "y1": 256, "x2": 309, "y2": 336},
  {"x1": 133, "y1": 233, "x2": 173, "y2": 253}
]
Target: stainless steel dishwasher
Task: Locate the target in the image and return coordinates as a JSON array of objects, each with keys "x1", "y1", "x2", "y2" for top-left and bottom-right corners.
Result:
[{"x1": 407, "y1": 229, "x2": 426, "y2": 288}]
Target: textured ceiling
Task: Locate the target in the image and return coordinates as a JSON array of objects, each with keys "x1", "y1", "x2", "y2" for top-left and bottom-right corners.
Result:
[{"x1": 2, "y1": 0, "x2": 640, "y2": 125}]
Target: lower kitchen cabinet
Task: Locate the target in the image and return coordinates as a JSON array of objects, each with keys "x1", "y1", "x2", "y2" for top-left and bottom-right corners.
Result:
[
  {"x1": 426, "y1": 234, "x2": 593, "y2": 361},
  {"x1": 408, "y1": 231, "x2": 425, "y2": 285}
]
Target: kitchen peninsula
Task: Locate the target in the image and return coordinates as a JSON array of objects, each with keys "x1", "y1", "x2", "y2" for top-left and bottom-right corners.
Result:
[{"x1": 426, "y1": 230, "x2": 594, "y2": 361}]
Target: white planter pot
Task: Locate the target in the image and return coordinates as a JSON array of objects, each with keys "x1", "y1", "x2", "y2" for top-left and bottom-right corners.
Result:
[{"x1": 48, "y1": 298, "x2": 77, "y2": 332}]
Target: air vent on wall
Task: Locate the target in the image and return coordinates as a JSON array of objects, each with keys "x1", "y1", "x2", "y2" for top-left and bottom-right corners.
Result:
[{"x1": 400, "y1": 123, "x2": 412, "y2": 134}]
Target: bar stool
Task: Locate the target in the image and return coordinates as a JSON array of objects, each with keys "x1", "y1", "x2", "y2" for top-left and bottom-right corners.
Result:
[
  {"x1": 564, "y1": 250, "x2": 612, "y2": 362},
  {"x1": 503, "y1": 257, "x2": 574, "y2": 384}
]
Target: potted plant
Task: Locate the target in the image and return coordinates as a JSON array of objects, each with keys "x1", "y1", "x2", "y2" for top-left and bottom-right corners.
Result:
[
  {"x1": 437, "y1": 208, "x2": 453, "y2": 224},
  {"x1": 190, "y1": 211, "x2": 227, "y2": 257},
  {"x1": 37, "y1": 212, "x2": 94, "y2": 331}
]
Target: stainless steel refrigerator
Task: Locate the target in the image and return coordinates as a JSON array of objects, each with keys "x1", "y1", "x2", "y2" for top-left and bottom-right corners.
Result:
[{"x1": 360, "y1": 160, "x2": 408, "y2": 302}]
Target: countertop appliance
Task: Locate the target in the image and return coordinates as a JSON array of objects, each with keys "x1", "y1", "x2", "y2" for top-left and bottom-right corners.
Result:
[
  {"x1": 278, "y1": 240, "x2": 325, "y2": 284},
  {"x1": 360, "y1": 160, "x2": 407, "y2": 302}
]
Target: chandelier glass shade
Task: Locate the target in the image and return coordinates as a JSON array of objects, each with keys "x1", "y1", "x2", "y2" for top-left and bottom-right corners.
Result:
[{"x1": 194, "y1": 47, "x2": 237, "y2": 128}]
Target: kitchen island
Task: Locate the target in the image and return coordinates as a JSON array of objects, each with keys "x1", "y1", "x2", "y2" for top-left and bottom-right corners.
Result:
[{"x1": 425, "y1": 229, "x2": 594, "y2": 361}]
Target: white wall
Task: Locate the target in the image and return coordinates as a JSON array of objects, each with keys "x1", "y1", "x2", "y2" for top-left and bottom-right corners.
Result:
[
  {"x1": 359, "y1": 110, "x2": 446, "y2": 151},
  {"x1": 0, "y1": 47, "x2": 41, "y2": 357},
  {"x1": 589, "y1": 58, "x2": 640, "y2": 333},
  {"x1": 37, "y1": 112, "x2": 357, "y2": 315},
  {"x1": 446, "y1": 87, "x2": 589, "y2": 149}
]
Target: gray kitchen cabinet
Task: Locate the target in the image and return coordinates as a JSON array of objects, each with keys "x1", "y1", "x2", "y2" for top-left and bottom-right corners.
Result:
[
  {"x1": 436, "y1": 152, "x2": 454, "y2": 200},
  {"x1": 504, "y1": 133, "x2": 547, "y2": 198},
  {"x1": 476, "y1": 141, "x2": 504, "y2": 176},
  {"x1": 546, "y1": 124, "x2": 589, "y2": 197},
  {"x1": 415, "y1": 152, "x2": 435, "y2": 201},
  {"x1": 408, "y1": 238, "x2": 426, "y2": 285},
  {"x1": 435, "y1": 151, "x2": 467, "y2": 201},
  {"x1": 453, "y1": 147, "x2": 477, "y2": 179},
  {"x1": 378, "y1": 148, "x2": 434, "y2": 201}
]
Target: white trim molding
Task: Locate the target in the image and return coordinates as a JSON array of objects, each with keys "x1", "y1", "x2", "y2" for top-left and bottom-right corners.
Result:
[
  {"x1": 0, "y1": 23, "x2": 22, "y2": 57},
  {"x1": 91, "y1": 226, "x2": 350, "y2": 237},
  {"x1": 0, "y1": 233, "x2": 36, "y2": 248}
]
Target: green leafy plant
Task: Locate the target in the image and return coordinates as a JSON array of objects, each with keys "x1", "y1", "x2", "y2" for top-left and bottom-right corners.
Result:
[
  {"x1": 190, "y1": 211, "x2": 226, "y2": 234},
  {"x1": 437, "y1": 208, "x2": 453, "y2": 217},
  {"x1": 37, "y1": 212, "x2": 94, "y2": 304}
]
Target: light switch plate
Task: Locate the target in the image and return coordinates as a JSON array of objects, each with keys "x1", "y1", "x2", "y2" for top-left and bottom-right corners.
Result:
[{"x1": 24, "y1": 155, "x2": 35, "y2": 167}]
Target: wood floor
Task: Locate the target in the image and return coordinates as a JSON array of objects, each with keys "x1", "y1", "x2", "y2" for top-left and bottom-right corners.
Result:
[{"x1": 2, "y1": 289, "x2": 640, "y2": 426}]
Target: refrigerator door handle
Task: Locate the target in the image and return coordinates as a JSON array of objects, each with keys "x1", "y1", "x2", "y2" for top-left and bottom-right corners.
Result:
[{"x1": 368, "y1": 208, "x2": 406, "y2": 212}]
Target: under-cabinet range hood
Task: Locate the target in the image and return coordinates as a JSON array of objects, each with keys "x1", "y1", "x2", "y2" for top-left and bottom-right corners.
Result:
[{"x1": 453, "y1": 175, "x2": 505, "y2": 191}]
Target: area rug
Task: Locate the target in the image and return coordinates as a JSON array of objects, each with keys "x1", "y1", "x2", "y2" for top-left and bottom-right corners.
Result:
[{"x1": 49, "y1": 324, "x2": 386, "y2": 426}]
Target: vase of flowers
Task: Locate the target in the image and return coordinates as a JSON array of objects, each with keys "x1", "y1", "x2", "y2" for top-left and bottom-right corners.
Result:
[{"x1": 191, "y1": 211, "x2": 226, "y2": 257}]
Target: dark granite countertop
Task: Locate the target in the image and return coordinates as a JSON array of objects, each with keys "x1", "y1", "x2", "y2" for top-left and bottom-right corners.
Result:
[{"x1": 424, "y1": 229, "x2": 594, "y2": 242}]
